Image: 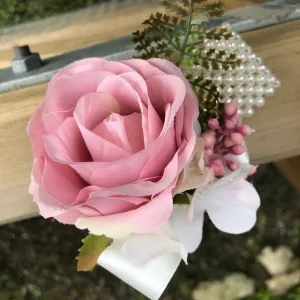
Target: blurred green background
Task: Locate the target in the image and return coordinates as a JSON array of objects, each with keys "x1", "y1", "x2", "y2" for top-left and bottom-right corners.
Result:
[{"x1": 0, "y1": 0, "x2": 110, "y2": 28}]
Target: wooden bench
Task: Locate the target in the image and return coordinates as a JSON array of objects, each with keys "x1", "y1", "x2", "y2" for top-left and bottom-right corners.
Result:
[{"x1": 1, "y1": 1, "x2": 300, "y2": 225}]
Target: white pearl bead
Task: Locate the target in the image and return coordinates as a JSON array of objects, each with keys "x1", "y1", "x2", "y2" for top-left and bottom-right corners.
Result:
[
  {"x1": 205, "y1": 41, "x2": 213, "y2": 49},
  {"x1": 236, "y1": 98, "x2": 243, "y2": 105},
  {"x1": 223, "y1": 86, "x2": 234, "y2": 95},
  {"x1": 239, "y1": 65, "x2": 246, "y2": 72},
  {"x1": 266, "y1": 87, "x2": 274, "y2": 95},
  {"x1": 247, "y1": 64, "x2": 256, "y2": 73},
  {"x1": 218, "y1": 42, "x2": 226, "y2": 51},
  {"x1": 257, "y1": 76, "x2": 267, "y2": 84},
  {"x1": 213, "y1": 75, "x2": 223, "y2": 83},
  {"x1": 255, "y1": 97, "x2": 265, "y2": 107},
  {"x1": 239, "y1": 54, "x2": 247, "y2": 61},
  {"x1": 274, "y1": 80, "x2": 281, "y2": 88},
  {"x1": 256, "y1": 87, "x2": 265, "y2": 96},
  {"x1": 259, "y1": 65, "x2": 267, "y2": 72},
  {"x1": 246, "y1": 87, "x2": 254, "y2": 95},
  {"x1": 268, "y1": 76, "x2": 275, "y2": 83},
  {"x1": 237, "y1": 108, "x2": 243, "y2": 116},
  {"x1": 245, "y1": 97, "x2": 255, "y2": 105},
  {"x1": 248, "y1": 75, "x2": 255, "y2": 84},
  {"x1": 240, "y1": 44, "x2": 248, "y2": 53},
  {"x1": 235, "y1": 86, "x2": 245, "y2": 95},
  {"x1": 249, "y1": 53, "x2": 257, "y2": 60},
  {"x1": 224, "y1": 75, "x2": 234, "y2": 84},
  {"x1": 236, "y1": 75, "x2": 245, "y2": 84},
  {"x1": 228, "y1": 42, "x2": 237, "y2": 51},
  {"x1": 217, "y1": 86, "x2": 223, "y2": 93},
  {"x1": 255, "y1": 57, "x2": 263, "y2": 65},
  {"x1": 244, "y1": 107, "x2": 255, "y2": 117}
]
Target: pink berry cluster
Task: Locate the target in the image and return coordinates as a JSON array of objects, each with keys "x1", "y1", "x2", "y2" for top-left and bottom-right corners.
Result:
[{"x1": 202, "y1": 102, "x2": 257, "y2": 177}]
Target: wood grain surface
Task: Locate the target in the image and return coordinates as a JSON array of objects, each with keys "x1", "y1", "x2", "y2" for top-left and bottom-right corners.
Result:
[
  {"x1": 275, "y1": 156, "x2": 300, "y2": 193},
  {"x1": 0, "y1": 0, "x2": 264, "y2": 68},
  {"x1": 0, "y1": 6, "x2": 297, "y2": 225}
]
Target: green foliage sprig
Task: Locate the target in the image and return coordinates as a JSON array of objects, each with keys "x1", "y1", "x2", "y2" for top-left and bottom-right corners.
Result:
[{"x1": 133, "y1": 0, "x2": 241, "y2": 128}]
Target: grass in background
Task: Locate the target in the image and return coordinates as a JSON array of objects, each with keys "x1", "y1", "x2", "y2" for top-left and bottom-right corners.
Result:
[{"x1": 0, "y1": 0, "x2": 110, "y2": 28}]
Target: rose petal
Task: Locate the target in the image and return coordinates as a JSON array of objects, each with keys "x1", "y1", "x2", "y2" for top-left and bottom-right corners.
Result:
[
  {"x1": 149, "y1": 58, "x2": 197, "y2": 107},
  {"x1": 33, "y1": 185, "x2": 66, "y2": 218},
  {"x1": 73, "y1": 92, "x2": 120, "y2": 130},
  {"x1": 92, "y1": 152, "x2": 178, "y2": 197},
  {"x1": 45, "y1": 117, "x2": 91, "y2": 163},
  {"x1": 146, "y1": 75, "x2": 186, "y2": 121},
  {"x1": 27, "y1": 103, "x2": 46, "y2": 158},
  {"x1": 77, "y1": 123, "x2": 130, "y2": 161},
  {"x1": 139, "y1": 126, "x2": 176, "y2": 179},
  {"x1": 93, "y1": 112, "x2": 144, "y2": 154},
  {"x1": 41, "y1": 158, "x2": 86, "y2": 206},
  {"x1": 51, "y1": 58, "x2": 135, "y2": 83},
  {"x1": 75, "y1": 185, "x2": 174, "y2": 238},
  {"x1": 55, "y1": 210, "x2": 85, "y2": 224},
  {"x1": 97, "y1": 75, "x2": 141, "y2": 115},
  {"x1": 120, "y1": 72, "x2": 163, "y2": 143},
  {"x1": 85, "y1": 196, "x2": 147, "y2": 215},
  {"x1": 43, "y1": 71, "x2": 112, "y2": 132},
  {"x1": 122, "y1": 59, "x2": 164, "y2": 80}
]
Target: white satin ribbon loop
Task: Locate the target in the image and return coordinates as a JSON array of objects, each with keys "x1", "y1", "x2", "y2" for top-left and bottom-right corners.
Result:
[{"x1": 98, "y1": 241, "x2": 181, "y2": 300}]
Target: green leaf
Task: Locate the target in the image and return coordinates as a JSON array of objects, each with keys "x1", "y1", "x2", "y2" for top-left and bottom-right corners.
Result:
[
  {"x1": 77, "y1": 234, "x2": 113, "y2": 271},
  {"x1": 174, "y1": 193, "x2": 190, "y2": 205},
  {"x1": 183, "y1": 56, "x2": 193, "y2": 68}
]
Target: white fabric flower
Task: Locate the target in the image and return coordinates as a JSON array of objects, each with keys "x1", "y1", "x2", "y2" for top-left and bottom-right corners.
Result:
[{"x1": 168, "y1": 163, "x2": 260, "y2": 254}]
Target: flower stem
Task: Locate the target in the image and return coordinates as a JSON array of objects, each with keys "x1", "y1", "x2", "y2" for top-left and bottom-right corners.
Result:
[{"x1": 177, "y1": 0, "x2": 195, "y2": 66}]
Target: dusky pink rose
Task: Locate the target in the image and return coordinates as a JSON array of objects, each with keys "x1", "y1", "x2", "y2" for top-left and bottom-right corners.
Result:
[{"x1": 28, "y1": 58, "x2": 198, "y2": 238}]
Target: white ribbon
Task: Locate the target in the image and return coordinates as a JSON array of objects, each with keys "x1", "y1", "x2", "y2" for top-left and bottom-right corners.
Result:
[{"x1": 98, "y1": 241, "x2": 181, "y2": 300}]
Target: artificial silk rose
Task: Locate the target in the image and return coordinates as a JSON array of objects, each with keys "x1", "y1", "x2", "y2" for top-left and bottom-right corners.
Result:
[{"x1": 28, "y1": 58, "x2": 198, "y2": 238}]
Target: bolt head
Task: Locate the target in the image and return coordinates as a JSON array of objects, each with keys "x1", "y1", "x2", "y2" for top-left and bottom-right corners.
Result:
[{"x1": 11, "y1": 53, "x2": 42, "y2": 74}]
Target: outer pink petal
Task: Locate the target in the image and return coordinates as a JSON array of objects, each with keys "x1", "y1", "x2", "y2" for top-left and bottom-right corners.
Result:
[
  {"x1": 85, "y1": 196, "x2": 145, "y2": 215},
  {"x1": 75, "y1": 184, "x2": 174, "y2": 238},
  {"x1": 33, "y1": 184, "x2": 66, "y2": 219},
  {"x1": 41, "y1": 158, "x2": 86, "y2": 206},
  {"x1": 55, "y1": 210, "x2": 85, "y2": 224},
  {"x1": 43, "y1": 70, "x2": 112, "y2": 132},
  {"x1": 92, "y1": 152, "x2": 178, "y2": 197},
  {"x1": 96, "y1": 75, "x2": 141, "y2": 115},
  {"x1": 121, "y1": 59, "x2": 164, "y2": 80},
  {"x1": 51, "y1": 58, "x2": 135, "y2": 83},
  {"x1": 27, "y1": 103, "x2": 46, "y2": 158}
]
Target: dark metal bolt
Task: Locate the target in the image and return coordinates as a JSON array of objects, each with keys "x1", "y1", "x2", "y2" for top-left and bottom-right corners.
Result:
[
  {"x1": 11, "y1": 44, "x2": 42, "y2": 74},
  {"x1": 13, "y1": 45, "x2": 32, "y2": 59}
]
